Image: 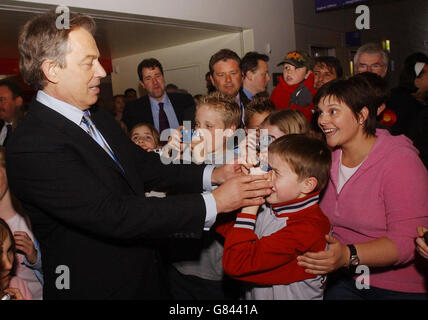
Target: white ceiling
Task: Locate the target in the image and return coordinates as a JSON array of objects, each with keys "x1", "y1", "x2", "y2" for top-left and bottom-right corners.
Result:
[{"x1": 0, "y1": 1, "x2": 242, "y2": 60}]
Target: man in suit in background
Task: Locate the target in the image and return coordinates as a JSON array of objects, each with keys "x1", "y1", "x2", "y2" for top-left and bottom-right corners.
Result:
[
  {"x1": 7, "y1": 10, "x2": 272, "y2": 300},
  {"x1": 0, "y1": 80, "x2": 24, "y2": 146},
  {"x1": 209, "y1": 49, "x2": 247, "y2": 126},
  {"x1": 240, "y1": 51, "x2": 271, "y2": 100},
  {"x1": 122, "y1": 58, "x2": 195, "y2": 135}
]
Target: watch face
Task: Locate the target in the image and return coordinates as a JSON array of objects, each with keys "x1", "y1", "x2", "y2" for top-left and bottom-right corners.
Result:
[{"x1": 350, "y1": 257, "x2": 360, "y2": 266}]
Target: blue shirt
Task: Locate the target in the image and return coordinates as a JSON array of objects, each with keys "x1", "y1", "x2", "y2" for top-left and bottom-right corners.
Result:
[
  {"x1": 242, "y1": 87, "x2": 254, "y2": 101},
  {"x1": 36, "y1": 90, "x2": 217, "y2": 230}
]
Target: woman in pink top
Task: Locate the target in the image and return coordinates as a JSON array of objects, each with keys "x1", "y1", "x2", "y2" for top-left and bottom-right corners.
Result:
[{"x1": 297, "y1": 73, "x2": 428, "y2": 299}]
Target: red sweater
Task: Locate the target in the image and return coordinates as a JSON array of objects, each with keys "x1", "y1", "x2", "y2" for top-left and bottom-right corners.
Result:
[
  {"x1": 270, "y1": 73, "x2": 317, "y2": 123},
  {"x1": 217, "y1": 193, "x2": 330, "y2": 286}
]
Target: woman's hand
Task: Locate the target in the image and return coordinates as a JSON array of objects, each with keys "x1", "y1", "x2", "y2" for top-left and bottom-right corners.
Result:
[
  {"x1": 3, "y1": 288, "x2": 25, "y2": 300},
  {"x1": 416, "y1": 226, "x2": 428, "y2": 259},
  {"x1": 296, "y1": 234, "x2": 350, "y2": 275}
]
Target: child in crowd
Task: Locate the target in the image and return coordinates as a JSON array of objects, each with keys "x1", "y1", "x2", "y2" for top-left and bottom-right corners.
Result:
[
  {"x1": 130, "y1": 123, "x2": 162, "y2": 152},
  {"x1": 217, "y1": 134, "x2": 332, "y2": 300},
  {"x1": 190, "y1": 92, "x2": 242, "y2": 165},
  {"x1": 244, "y1": 96, "x2": 276, "y2": 131},
  {"x1": 167, "y1": 91, "x2": 242, "y2": 300},
  {"x1": 260, "y1": 109, "x2": 310, "y2": 141},
  {"x1": 270, "y1": 50, "x2": 317, "y2": 123},
  {"x1": 129, "y1": 124, "x2": 165, "y2": 199},
  {"x1": 0, "y1": 218, "x2": 32, "y2": 300},
  {"x1": 0, "y1": 147, "x2": 43, "y2": 300}
]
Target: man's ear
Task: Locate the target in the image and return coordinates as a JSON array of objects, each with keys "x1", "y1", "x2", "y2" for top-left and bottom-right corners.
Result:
[
  {"x1": 41, "y1": 60, "x2": 60, "y2": 84},
  {"x1": 301, "y1": 176, "x2": 317, "y2": 194},
  {"x1": 139, "y1": 80, "x2": 146, "y2": 89},
  {"x1": 244, "y1": 71, "x2": 252, "y2": 81},
  {"x1": 210, "y1": 75, "x2": 216, "y2": 88},
  {"x1": 14, "y1": 96, "x2": 23, "y2": 108}
]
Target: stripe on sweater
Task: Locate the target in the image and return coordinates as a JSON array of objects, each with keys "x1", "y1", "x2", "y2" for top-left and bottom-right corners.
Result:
[
  {"x1": 234, "y1": 217, "x2": 256, "y2": 230},
  {"x1": 272, "y1": 194, "x2": 319, "y2": 215}
]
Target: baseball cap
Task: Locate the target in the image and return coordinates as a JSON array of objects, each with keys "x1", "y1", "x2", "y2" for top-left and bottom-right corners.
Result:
[{"x1": 277, "y1": 51, "x2": 313, "y2": 69}]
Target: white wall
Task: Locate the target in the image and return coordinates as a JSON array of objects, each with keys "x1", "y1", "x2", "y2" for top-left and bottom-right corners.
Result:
[
  {"x1": 15, "y1": 0, "x2": 297, "y2": 92},
  {"x1": 112, "y1": 33, "x2": 243, "y2": 96}
]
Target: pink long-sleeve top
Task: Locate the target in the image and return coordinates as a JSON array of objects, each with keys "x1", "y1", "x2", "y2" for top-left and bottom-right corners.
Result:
[{"x1": 320, "y1": 129, "x2": 428, "y2": 293}]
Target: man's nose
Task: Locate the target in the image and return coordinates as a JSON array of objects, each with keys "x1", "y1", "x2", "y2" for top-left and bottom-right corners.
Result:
[{"x1": 95, "y1": 59, "x2": 107, "y2": 79}]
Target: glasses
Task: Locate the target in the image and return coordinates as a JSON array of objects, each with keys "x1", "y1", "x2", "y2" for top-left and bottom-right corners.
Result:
[{"x1": 357, "y1": 63, "x2": 384, "y2": 72}]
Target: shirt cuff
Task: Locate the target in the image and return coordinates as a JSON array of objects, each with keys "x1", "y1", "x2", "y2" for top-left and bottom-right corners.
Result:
[
  {"x1": 201, "y1": 191, "x2": 217, "y2": 230},
  {"x1": 202, "y1": 165, "x2": 215, "y2": 191}
]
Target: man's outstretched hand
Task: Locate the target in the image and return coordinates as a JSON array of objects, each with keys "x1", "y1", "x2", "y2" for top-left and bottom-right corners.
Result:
[{"x1": 212, "y1": 173, "x2": 272, "y2": 213}]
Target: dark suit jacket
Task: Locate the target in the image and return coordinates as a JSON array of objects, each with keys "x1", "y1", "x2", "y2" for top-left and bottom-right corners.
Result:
[
  {"x1": 122, "y1": 92, "x2": 196, "y2": 132},
  {"x1": 6, "y1": 99, "x2": 208, "y2": 300}
]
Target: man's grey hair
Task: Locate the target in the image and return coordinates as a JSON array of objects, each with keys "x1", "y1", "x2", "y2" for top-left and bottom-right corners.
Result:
[{"x1": 354, "y1": 43, "x2": 389, "y2": 68}]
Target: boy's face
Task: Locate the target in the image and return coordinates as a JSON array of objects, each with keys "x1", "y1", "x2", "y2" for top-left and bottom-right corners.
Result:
[
  {"x1": 195, "y1": 104, "x2": 235, "y2": 154},
  {"x1": 131, "y1": 126, "x2": 158, "y2": 151},
  {"x1": 266, "y1": 153, "x2": 308, "y2": 204},
  {"x1": 282, "y1": 63, "x2": 310, "y2": 86}
]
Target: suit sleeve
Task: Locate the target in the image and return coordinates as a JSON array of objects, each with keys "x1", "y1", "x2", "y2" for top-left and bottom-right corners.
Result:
[{"x1": 6, "y1": 136, "x2": 207, "y2": 241}]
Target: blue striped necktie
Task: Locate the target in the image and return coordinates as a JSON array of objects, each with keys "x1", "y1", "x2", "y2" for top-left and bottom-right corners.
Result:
[{"x1": 81, "y1": 110, "x2": 124, "y2": 172}]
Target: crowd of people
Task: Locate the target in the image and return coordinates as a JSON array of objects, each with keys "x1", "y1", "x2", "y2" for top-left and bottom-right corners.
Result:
[{"x1": 0, "y1": 10, "x2": 427, "y2": 301}]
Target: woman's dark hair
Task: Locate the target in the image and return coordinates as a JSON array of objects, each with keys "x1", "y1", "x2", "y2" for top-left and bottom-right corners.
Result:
[
  {"x1": 313, "y1": 73, "x2": 389, "y2": 136},
  {"x1": 398, "y1": 52, "x2": 428, "y2": 93}
]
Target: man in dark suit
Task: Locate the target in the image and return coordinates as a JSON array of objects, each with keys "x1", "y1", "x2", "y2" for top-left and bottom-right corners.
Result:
[
  {"x1": 7, "y1": 11, "x2": 272, "y2": 300},
  {"x1": 241, "y1": 51, "x2": 271, "y2": 100},
  {"x1": 122, "y1": 58, "x2": 195, "y2": 136},
  {"x1": 0, "y1": 80, "x2": 24, "y2": 146}
]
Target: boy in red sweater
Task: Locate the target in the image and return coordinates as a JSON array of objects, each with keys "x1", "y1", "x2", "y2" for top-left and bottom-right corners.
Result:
[
  {"x1": 217, "y1": 134, "x2": 331, "y2": 300},
  {"x1": 270, "y1": 51, "x2": 317, "y2": 123}
]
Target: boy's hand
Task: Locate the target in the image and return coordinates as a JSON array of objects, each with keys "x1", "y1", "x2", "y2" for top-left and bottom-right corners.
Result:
[
  {"x1": 14, "y1": 231, "x2": 37, "y2": 265},
  {"x1": 240, "y1": 166, "x2": 271, "y2": 215}
]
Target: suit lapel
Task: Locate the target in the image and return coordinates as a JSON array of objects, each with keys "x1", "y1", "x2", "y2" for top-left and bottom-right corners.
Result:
[
  {"x1": 29, "y1": 101, "x2": 140, "y2": 193},
  {"x1": 90, "y1": 106, "x2": 144, "y2": 192}
]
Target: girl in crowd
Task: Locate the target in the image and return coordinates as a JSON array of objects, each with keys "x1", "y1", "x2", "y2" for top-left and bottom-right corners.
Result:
[
  {"x1": 130, "y1": 123, "x2": 161, "y2": 152},
  {"x1": 0, "y1": 147, "x2": 43, "y2": 299},
  {"x1": 297, "y1": 74, "x2": 428, "y2": 299},
  {"x1": 0, "y1": 218, "x2": 32, "y2": 300}
]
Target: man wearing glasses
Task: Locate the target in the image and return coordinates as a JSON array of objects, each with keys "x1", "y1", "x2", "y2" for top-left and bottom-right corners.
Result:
[{"x1": 354, "y1": 42, "x2": 389, "y2": 78}]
